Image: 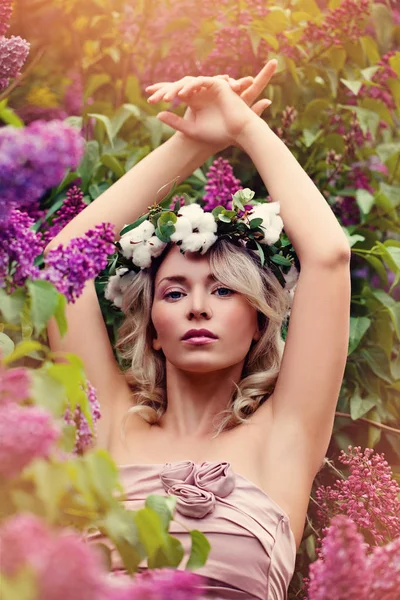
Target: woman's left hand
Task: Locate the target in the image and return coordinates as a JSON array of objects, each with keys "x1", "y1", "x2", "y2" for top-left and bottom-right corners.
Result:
[{"x1": 146, "y1": 62, "x2": 276, "y2": 149}]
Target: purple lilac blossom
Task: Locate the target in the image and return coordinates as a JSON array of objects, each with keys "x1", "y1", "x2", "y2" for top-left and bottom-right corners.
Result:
[
  {"x1": 0, "y1": 120, "x2": 84, "y2": 219},
  {"x1": 63, "y1": 381, "x2": 101, "y2": 455},
  {"x1": 0, "y1": 403, "x2": 60, "y2": 479},
  {"x1": 0, "y1": 209, "x2": 44, "y2": 288},
  {"x1": 0, "y1": 0, "x2": 13, "y2": 36},
  {"x1": 63, "y1": 69, "x2": 84, "y2": 116},
  {"x1": 202, "y1": 157, "x2": 243, "y2": 212},
  {"x1": 0, "y1": 35, "x2": 30, "y2": 84},
  {"x1": 43, "y1": 185, "x2": 86, "y2": 245},
  {"x1": 41, "y1": 223, "x2": 115, "y2": 303},
  {"x1": 308, "y1": 515, "x2": 370, "y2": 600}
]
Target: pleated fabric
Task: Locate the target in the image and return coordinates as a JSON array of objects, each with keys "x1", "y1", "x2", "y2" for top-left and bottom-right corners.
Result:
[{"x1": 86, "y1": 461, "x2": 297, "y2": 600}]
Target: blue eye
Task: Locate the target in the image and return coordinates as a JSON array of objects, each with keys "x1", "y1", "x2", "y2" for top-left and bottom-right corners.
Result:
[
  {"x1": 164, "y1": 290, "x2": 183, "y2": 300},
  {"x1": 215, "y1": 287, "x2": 234, "y2": 296}
]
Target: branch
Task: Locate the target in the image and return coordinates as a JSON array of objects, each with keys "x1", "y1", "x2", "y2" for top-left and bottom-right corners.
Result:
[{"x1": 335, "y1": 411, "x2": 400, "y2": 435}]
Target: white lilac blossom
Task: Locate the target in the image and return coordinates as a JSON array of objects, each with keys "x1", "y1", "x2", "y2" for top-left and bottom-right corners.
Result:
[
  {"x1": 248, "y1": 202, "x2": 283, "y2": 244},
  {"x1": 119, "y1": 221, "x2": 166, "y2": 268},
  {"x1": 104, "y1": 267, "x2": 136, "y2": 308}
]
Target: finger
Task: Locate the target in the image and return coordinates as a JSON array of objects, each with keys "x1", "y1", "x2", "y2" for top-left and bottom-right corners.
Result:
[
  {"x1": 251, "y1": 99, "x2": 272, "y2": 116},
  {"x1": 145, "y1": 82, "x2": 170, "y2": 92},
  {"x1": 241, "y1": 59, "x2": 278, "y2": 104},
  {"x1": 156, "y1": 111, "x2": 195, "y2": 137},
  {"x1": 232, "y1": 76, "x2": 254, "y2": 93},
  {"x1": 177, "y1": 76, "x2": 209, "y2": 97}
]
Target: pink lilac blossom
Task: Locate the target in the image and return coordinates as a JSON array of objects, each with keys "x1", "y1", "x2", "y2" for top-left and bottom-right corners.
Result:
[
  {"x1": 0, "y1": 120, "x2": 84, "y2": 218},
  {"x1": 315, "y1": 446, "x2": 400, "y2": 547},
  {"x1": 301, "y1": 0, "x2": 370, "y2": 48},
  {"x1": 0, "y1": 0, "x2": 13, "y2": 36},
  {"x1": 15, "y1": 104, "x2": 68, "y2": 124},
  {"x1": 63, "y1": 381, "x2": 101, "y2": 455},
  {"x1": 308, "y1": 515, "x2": 370, "y2": 600},
  {"x1": 0, "y1": 363, "x2": 31, "y2": 405},
  {"x1": 0, "y1": 403, "x2": 60, "y2": 479},
  {"x1": 43, "y1": 184, "x2": 86, "y2": 245},
  {"x1": 108, "y1": 568, "x2": 207, "y2": 600},
  {"x1": 41, "y1": 223, "x2": 116, "y2": 303},
  {"x1": 359, "y1": 50, "x2": 398, "y2": 111},
  {"x1": 367, "y1": 536, "x2": 400, "y2": 600},
  {"x1": 0, "y1": 35, "x2": 30, "y2": 92},
  {"x1": 0, "y1": 209, "x2": 44, "y2": 288},
  {"x1": 0, "y1": 513, "x2": 109, "y2": 600},
  {"x1": 202, "y1": 157, "x2": 243, "y2": 212}
]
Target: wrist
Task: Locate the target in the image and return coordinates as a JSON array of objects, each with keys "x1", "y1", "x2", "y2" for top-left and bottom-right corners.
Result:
[
  {"x1": 234, "y1": 114, "x2": 272, "y2": 151},
  {"x1": 172, "y1": 131, "x2": 219, "y2": 160}
]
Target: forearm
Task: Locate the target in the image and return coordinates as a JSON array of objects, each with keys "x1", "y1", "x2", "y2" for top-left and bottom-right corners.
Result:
[
  {"x1": 236, "y1": 115, "x2": 351, "y2": 265},
  {"x1": 45, "y1": 133, "x2": 212, "y2": 249}
]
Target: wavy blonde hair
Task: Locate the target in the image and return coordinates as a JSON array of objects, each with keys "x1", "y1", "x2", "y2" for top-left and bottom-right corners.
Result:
[{"x1": 116, "y1": 238, "x2": 291, "y2": 439}]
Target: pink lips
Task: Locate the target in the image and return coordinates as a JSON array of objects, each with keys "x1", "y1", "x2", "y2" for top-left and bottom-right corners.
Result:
[{"x1": 182, "y1": 328, "x2": 218, "y2": 341}]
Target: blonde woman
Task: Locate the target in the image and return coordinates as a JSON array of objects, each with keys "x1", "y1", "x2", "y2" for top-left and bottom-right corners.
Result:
[{"x1": 46, "y1": 60, "x2": 351, "y2": 599}]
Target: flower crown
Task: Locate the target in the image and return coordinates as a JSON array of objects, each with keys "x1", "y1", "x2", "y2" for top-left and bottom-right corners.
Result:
[{"x1": 104, "y1": 188, "x2": 298, "y2": 310}]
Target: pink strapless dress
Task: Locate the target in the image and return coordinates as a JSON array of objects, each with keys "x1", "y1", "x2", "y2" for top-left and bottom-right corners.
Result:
[{"x1": 86, "y1": 460, "x2": 297, "y2": 600}]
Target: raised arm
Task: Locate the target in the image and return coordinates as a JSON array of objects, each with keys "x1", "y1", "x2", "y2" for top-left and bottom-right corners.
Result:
[{"x1": 45, "y1": 66, "x2": 276, "y2": 449}]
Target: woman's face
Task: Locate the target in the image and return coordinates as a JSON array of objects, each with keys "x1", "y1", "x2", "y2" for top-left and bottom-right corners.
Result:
[{"x1": 151, "y1": 245, "x2": 260, "y2": 373}]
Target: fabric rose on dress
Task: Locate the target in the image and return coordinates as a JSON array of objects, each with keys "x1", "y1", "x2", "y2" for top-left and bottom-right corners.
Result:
[
  {"x1": 119, "y1": 221, "x2": 166, "y2": 268},
  {"x1": 168, "y1": 483, "x2": 215, "y2": 518},
  {"x1": 195, "y1": 461, "x2": 235, "y2": 497},
  {"x1": 160, "y1": 460, "x2": 235, "y2": 519},
  {"x1": 248, "y1": 202, "x2": 283, "y2": 245}
]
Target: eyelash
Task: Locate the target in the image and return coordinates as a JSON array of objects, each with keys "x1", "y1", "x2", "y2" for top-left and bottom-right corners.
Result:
[{"x1": 163, "y1": 287, "x2": 234, "y2": 300}]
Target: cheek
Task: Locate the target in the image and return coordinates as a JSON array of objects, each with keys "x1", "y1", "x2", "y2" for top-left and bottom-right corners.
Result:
[{"x1": 151, "y1": 303, "x2": 177, "y2": 339}]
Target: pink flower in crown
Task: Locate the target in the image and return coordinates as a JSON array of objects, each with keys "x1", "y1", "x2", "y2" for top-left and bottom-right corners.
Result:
[{"x1": 160, "y1": 460, "x2": 235, "y2": 519}]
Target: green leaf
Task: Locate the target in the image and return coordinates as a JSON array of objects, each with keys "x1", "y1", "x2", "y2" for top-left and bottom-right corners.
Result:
[
  {"x1": 0, "y1": 101, "x2": 24, "y2": 127},
  {"x1": 270, "y1": 254, "x2": 292, "y2": 266},
  {"x1": 110, "y1": 103, "x2": 141, "y2": 139},
  {"x1": 53, "y1": 293, "x2": 68, "y2": 338},
  {"x1": 303, "y1": 128, "x2": 322, "y2": 148},
  {"x1": 360, "y1": 346, "x2": 393, "y2": 384},
  {"x1": 348, "y1": 316, "x2": 371, "y2": 355},
  {"x1": 135, "y1": 507, "x2": 165, "y2": 556},
  {"x1": 31, "y1": 369, "x2": 66, "y2": 417},
  {"x1": 0, "y1": 567, "x2": 38, "y2": 600},
  {"x1": 0, "y1": 332, "x2": 14, "y2": 358},
  {"x1": 255, "y1": 241, "x2": 265, "y2": 266},
  {"x1": 158, "y1": 211, "x2": 177, "y2": 226},
  {"x1": 148, "y1": 534, "x2": 184, "y2": 569},
  {"x1": 350, "y1": 392, "x2": 378, "y2": 420},
  {"x1": 339, "y1": 105, "x2": 380, "y2": 139},
  {"x1": 186, "y1": 530, "x2": 211, "y2": 569},
  {"x1": 0, "y1": 287, "x2": 26, "y2": 325},
  {"x1": 120, "y1": 213, "x2": 150, "y2": 236},
  {"x1": 218, "y1": 214, "x2": 231, "y2": 223},
  {"x1": 376, "y1": 143, "x2": 400, "y2": 164},
  {"x1": 145, "y1": 495, "x2": 176, "y2": 530},
  {"x1": 355, "y1": 189, "x2": 375, "y2": 215},
  {"x1": 340, "y1": 79, "x2": 362, "y2": 96},
  {"x1": 84, "y1": 74, "x2": 111, "y2": 102},
  {"x1": 363, "y1": 255, "x2": 388, "y2": 287},
  {"x1": 83, "y1": 450, "x2": 121, "y2": 504},
  {"x1": 26, "y1": 280, "x2": 59, "y2": 337},
  {"x1": 360, "y1": 66, "x2": 380, "y2": 81},
  {"x1": 249, "y1": 218, "x2": 263, "y2": 229},
  {"x1": 3, "y1": 341, "x2": 45, "y2": 365},
  {"x1": 101, "y1": 154, "x2": 125, "y2": 178},
  {"x1": 87, "y1": 113, "x2": 114, "y2": 148},
  {"x1": 77, "y1": 141, "x2": 100, "y2": 191}
]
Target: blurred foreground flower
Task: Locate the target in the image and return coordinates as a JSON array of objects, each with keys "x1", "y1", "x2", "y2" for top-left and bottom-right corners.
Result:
[
  {"x1": 0, "y1": 120, "x2": 84, "y2": 219},
  {"x1": 0, "y1": 363, "x2": 31, "y2": 405},
  {"x1": 308, "y1": 514, "x2": 400, "y2": 600},
  {"x1": 0, "y1": 513, "x2": 109, "y2": 600},
  {"x1": 0, "y1": 403, "x2": 60, "y2": 479}
]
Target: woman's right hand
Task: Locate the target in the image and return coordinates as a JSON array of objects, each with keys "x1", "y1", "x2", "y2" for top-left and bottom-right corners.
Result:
[{"x1": 146, "y1": 60, "x2": 277, "y2": 151}]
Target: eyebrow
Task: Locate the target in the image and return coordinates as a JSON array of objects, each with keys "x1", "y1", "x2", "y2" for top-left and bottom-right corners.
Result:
[{"x1": 157, "y1": 274, "x2": 217, "y2": 287}]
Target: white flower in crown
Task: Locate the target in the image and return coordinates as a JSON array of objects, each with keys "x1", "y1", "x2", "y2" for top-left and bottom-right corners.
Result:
[
  {"x1": 119, "y1": 221, "x2": 167, "y2": 268},
  {"x1": 248, "y1": 201, "x2": 283, "y2": 245},
  {"x1": 174, "y1": 204, "x2": 218, "y2": 254},
  {"x1": 105, "y1": 267, "x2": 136, "y2": 308}
]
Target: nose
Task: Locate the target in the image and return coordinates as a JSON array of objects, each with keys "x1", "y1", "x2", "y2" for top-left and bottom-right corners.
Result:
[{"x1": 186, "y1": 287, "x2": 212, "y2": 320}]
